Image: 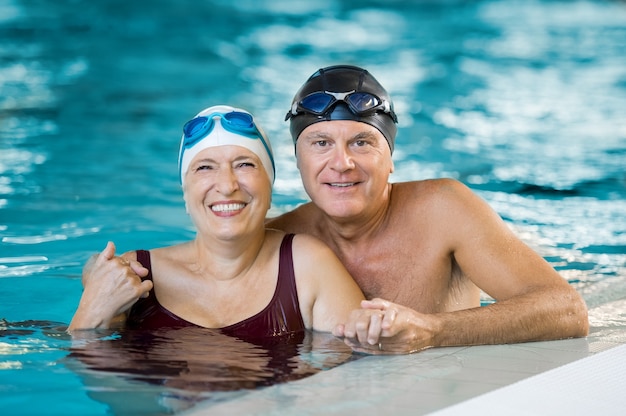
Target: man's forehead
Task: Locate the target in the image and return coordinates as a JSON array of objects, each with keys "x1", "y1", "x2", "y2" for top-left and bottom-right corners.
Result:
[{"x1": 299, "y1": 120, "x2": 384, "y2": 139}]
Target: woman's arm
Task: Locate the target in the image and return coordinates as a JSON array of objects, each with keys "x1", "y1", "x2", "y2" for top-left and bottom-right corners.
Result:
[{"x1": 291, "y1": 234, "x2": 365, "y2": 333}]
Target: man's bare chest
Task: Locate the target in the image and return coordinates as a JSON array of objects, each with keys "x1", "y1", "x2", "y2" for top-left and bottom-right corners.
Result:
[{"x1": 339, "y1": 244, "x2": 454, "y2": 313}]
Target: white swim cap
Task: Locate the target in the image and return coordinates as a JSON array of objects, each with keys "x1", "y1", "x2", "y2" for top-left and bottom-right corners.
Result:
[{"x1": 178, "y1": 105, "x2": 275, "y2": 186}]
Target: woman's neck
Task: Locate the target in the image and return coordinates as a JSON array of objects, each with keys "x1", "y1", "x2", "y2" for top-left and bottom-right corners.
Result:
[{"x1": 191, "y1": 228, "x2": 268, "y2": 281}]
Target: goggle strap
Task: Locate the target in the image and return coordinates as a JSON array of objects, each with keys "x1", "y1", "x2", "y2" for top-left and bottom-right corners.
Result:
[
  {"x1": 325, "y1": 90, "x2": 354, "y2": 101},
  {"x1": 320, "y1": 67, "x2": 328, "y2": 91},
  {"x1": 357, "y1": 71, "x2": 365, "y2": 90}
]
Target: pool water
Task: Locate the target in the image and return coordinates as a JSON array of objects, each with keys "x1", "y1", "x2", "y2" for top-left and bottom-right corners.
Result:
[{"x1": 1, "y1": 0, "x2": 625, "y2": 414}]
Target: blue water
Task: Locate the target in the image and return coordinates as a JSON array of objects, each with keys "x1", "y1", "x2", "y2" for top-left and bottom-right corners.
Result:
[{"x1": 1, "y1": 0, "x2": 625, "y2": 414}]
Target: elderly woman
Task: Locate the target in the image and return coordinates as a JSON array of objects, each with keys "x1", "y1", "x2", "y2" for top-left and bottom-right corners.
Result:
[{"x1": 68, "y1": 105, "x2": 365, "y2": 338}]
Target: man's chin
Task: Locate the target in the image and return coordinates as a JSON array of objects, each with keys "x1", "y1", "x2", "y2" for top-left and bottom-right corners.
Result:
[{"x1": 317, "y1": 201, "x2": 364, "y2": 220}]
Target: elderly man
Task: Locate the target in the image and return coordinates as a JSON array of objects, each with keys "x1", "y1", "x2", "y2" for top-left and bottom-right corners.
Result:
[{"x1": 267, "y1": 64, "x2": 588, "y2": 354}]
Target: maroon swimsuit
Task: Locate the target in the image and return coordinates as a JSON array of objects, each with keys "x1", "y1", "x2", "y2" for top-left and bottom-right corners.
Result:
[{"x1": 126, "y1": 234, "x2": 305, "y2": 339}]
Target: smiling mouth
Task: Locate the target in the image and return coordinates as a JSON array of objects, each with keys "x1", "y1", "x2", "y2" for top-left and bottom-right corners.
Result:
[
  {"x1": 211, "y1": 203, "x2": 247, "y2": 212},
  {"x1": 328, "y1": 182, "x2": 357, "y2": 188}
]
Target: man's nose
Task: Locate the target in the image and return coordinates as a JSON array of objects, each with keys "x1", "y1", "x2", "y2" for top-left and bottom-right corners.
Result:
[{"x1": 329, "y1": 146, "x2": 356, "y2": 172}]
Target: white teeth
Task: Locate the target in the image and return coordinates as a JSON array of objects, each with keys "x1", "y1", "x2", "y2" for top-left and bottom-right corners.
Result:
[
  {"x1": 211, "y1": 203, "x2": 246, "y2": 212},
  {"x1": 330, "y1": 183, "x2": 355, "y2": 187}
]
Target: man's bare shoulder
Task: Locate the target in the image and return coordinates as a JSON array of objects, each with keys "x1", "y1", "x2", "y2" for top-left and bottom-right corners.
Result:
[
  {"x1": 391, "y1": 178, "x2": 472, "y2": 207},
  {"x1": 266, "y1": 202, "x2": 320, "y2": 234},
  {"x1": 392, "y1": 178, "x2": 512, "y2": 246},
  {"x1": 387, "y1": 178, "x2": 489, "y2": 238}
]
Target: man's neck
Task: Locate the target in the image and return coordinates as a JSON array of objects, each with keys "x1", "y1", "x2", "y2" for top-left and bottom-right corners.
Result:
[{"x1": 318, "y1": 183, "x2": 393, "y2": 245}]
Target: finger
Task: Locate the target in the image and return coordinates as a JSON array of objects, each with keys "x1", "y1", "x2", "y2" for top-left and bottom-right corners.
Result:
[
  {"x1": 341, "y1": 309, "x2": 361, "y2": 339},
  {"x1": 354, "y1": 315, "x2": 373, "y2": 344},
  {"x1": 102, "y1": 241, "x2": 116, "y2": 260},
  {"x1": 129, "y1": 260, "x2": 149, "y2": 277},
  {"x1": 139, "y1": 280, "x2": 153, "y2": 298},
  {"x1": 95, "y1": 241, "x2": 117, "y2": 266},
  {"x1": 367, "y1": 313, "x2": 384, "y2": 345},
  {"x1": 361, "y1": 298, "x2": 388, "y2": 310},
  {"x1": 332, "y1": 324, "x2": 345, "y2": 338},
  {"x1": 381, "y1": 308, "x2": 397, "y2": 331},
  {"x1": 341, "y1": 320, "x2": 356, "y2": 339}
]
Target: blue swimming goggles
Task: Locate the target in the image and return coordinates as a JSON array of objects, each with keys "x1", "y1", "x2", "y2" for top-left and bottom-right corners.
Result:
[
  {"x1": 182, "y1": 111, "x2": 266, "y2": 147},
  {"x1": 180, "y1": 110, "x2": 275, "y2": 175},
  {"x1": 285, "y1": 90, "x2": 398, "y2": 122}
]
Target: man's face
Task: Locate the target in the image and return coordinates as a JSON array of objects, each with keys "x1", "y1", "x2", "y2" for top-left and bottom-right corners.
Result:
[{"x1": 295, "y1": 120, "x2": 394, "y2": 221}]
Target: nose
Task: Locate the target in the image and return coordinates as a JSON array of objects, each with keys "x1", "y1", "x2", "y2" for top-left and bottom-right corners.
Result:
[
  {"x1": 215, "y1": 166, "x2": 239, "y2": 194},
  {"x1": 328, "y1": 145, "x2": 355, "y2": 172}
]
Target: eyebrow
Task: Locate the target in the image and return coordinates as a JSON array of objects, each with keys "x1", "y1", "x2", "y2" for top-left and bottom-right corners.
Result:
[
  {"x1": 302, "y1": 131, "x2": 333, "y2": 140},
  {"x1": 192, "y1": 154, "x2": 258, "y2": 165},
  {"x1": 302, "y1": 130, "x2": 379, "y2": 141},
  {"x1": 352, "y1": 131, "x2": 379, "y2": 141}
]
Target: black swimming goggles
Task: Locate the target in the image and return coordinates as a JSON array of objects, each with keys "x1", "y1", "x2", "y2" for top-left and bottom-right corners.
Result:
[{"x1": 285, "y1": 90, "x2": 398, "y2": 122}]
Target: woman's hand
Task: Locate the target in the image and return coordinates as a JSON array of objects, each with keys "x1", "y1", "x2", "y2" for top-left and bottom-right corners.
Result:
[{"x1": 333, "y1": 298, "x2": 438, "y2": 355}]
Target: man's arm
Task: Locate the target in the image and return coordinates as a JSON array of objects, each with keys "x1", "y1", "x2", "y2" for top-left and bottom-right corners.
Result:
[
  {"x1": 68, "y1": 242, "x2": 152, "y2": 332},
  {"x1": 335, "y1": 179, "x2": 588, "y2": 354},
  {"x1": 443, "y1": 179, "x2": 588, "y2": 342},
  {"x1": 336, "y1": 284, "x2": 586, "y2": 354}
]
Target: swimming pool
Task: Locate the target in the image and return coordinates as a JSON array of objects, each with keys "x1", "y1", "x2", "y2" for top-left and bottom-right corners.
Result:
[{"x1": 1, "y1": 0, "x2": 625, "y2": 414}]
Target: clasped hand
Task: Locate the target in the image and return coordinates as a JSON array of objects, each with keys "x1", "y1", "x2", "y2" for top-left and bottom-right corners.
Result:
[
  {"x1": 333, "y1": 298, "x2": 435, "y2": 355},
  {"x1": 74, "y1": 242, "x2": 153, "y2": 329}
]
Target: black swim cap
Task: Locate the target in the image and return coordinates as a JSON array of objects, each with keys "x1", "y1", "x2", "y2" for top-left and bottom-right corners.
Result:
[{"x1": 286, "y1": 65, "x2": 398, "y2": 153}]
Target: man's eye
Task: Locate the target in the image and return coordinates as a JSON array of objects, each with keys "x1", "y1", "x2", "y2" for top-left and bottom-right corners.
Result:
[{"x1": 315, "y1": 140, "x2": 328, "y2": 147}]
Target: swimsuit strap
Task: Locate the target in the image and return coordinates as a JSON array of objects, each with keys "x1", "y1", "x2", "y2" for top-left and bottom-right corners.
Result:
[{"x1": 135, "y1": 250, "x2": 153, "y2": 282}]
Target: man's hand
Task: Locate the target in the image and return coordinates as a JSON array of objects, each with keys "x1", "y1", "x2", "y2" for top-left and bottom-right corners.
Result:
[
  {"x1": 333, "y1": 298, "x2": 437, "y2": 355},
  {"x1": 68, "y1": 242, "x2": 153, "y2": 331}
]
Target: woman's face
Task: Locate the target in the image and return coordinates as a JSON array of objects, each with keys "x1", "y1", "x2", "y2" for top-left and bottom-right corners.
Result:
[{"x1": 183, "y1": 145, "x2": 272, "y2": 240}]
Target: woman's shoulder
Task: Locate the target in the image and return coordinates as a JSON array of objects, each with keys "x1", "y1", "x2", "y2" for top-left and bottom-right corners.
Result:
[
  {"x1": 146, "y1": 242, "x2": 195, "y2": 264},
  {"x1": 263, "y1": 229, "x2": 327, "y2": 254},
  {"x1": 287, "y1": 231, "x2": 327, "y2": 249}
]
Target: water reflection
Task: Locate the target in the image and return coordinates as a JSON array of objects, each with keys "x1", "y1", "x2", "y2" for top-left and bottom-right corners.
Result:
[
  {"x1": 65, "y1": 326, "x2": 356, "y2": 414},
  {"x1": 1, "y1": 319, "x2": 357, "y2": 415}
]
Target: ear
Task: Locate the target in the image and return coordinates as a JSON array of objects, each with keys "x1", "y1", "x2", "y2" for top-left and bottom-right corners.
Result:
[{"x1": 390, "y1": 159, "x2": 395, "y2": 174}]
